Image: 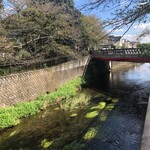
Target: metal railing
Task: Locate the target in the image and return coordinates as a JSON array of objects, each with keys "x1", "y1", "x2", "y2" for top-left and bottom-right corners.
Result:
[
  {"x1": 92, "y1": 48, "x2": 150, "y2": 58},
  {"x1": 0, "y1": 55, "x2": 73, "y2": 76}
]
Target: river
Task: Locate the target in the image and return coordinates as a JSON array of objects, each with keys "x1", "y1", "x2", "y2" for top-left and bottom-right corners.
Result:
[
  {"x1": 83, "y1": 63, "x2": 150, "y2": 150},
  {"x1": 0, "y1": 63, "x2": 150, "y2": 150}
]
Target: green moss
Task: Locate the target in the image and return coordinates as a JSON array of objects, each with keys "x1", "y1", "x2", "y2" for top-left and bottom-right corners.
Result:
[
  {"x1": 62, "y1": 93, "x2": 91, "y2": 110},
  {"x1": 106, "y1": 104, "x2": 115, "y2": 110},
  {"x1": 9, "y1": 130, "x2": 18, "y2": 137},
  {"x1": 54, "y1": 107, "x2": 61, "y2": 110},
  {"x1": 91, "y1": 102, "x2": 106, "y2": 110},
  {"x1": 85, "y1": 111, "x2": 99, "y2": 119},
  {"x1": 40, "y1": 139, "x2": 53, "y2": 149},
  {"x1": 70, "y1": 113, "x2": 78, "y2": 117},
  {"x1": 84, "y1": 128, "x2": 97, "y2": 140},
  {"x1": 100, "y1": 112, "x2": 107, "y2": 122},
  {"x1": 112, "y1": 98, "x2": 119, "y2": 103},
  {"x1": 106, "y1": 97, "x2": 112, "y2": 101}
]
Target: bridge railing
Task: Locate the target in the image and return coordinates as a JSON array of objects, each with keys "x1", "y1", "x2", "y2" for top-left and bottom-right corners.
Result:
[{"x1": 92, "y1": 48, "x2": 150, "y2": 58}]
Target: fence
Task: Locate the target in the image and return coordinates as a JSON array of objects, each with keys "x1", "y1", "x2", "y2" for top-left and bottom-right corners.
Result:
[{"x1": 0, "y1": 55, "x2": 73, "y2": 76}]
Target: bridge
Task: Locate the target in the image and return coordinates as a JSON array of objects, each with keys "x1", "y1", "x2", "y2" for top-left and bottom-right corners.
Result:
[
  {"x1": 92, "y1": 48, "x2": 150, "y2": 63},
  {"x1": 92, "y1": 48, "x2": 150, "y2": 150}
]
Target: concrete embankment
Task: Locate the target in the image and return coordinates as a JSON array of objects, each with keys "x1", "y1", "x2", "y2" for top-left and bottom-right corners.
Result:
[
  {"x1": 0, "y1": 56, "x2": 139, "y2": 107},
  {"x1": 110, "y1": 61, "x2": 140, "y2": 72},
  {"x1": 0, "y1": 57, "x2": 90, "y2": 107}
]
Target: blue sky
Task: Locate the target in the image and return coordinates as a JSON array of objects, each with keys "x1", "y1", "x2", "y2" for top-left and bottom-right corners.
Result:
[
  {"x1": 74, "y1": 0, "x2": 150, "y2": 43},
  {"x1": 2, "y1": 0, "x2": 150, "y2": 43}
]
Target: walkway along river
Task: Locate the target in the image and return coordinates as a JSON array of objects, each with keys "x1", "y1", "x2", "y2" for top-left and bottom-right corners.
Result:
[{"x1": 0, "y1": 63, "x2": 150, "y2": 150}]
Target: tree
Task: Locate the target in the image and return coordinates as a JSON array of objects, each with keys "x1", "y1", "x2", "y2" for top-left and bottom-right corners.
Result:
[
  {"x1": 137, "y1": 27, "x2": 150, "y2": 40},
  {"x1": 137, "y1": 43, "x2": 150, "y2": 49},
  {"x1": 0, "y1": 0, "x2": 3, "y2": 9},
  {"x1": 84, "y1": 0, "x2": 150, "y2": 31},
  {"x1": 30, "y1": 0, "x2": 74, "y2": 7},
  {"x1": 137, "y1": 43, "x2": 150, "y2": 56},
  {"x1": 80, "y1": 15, "x2": 106, "y2": 51},
  {"x1": 3, "y1": 2, "x2": 82, "y2": 59},
  {"x1": 0, "y1": 0, "x2": 106, "y2": 62}
]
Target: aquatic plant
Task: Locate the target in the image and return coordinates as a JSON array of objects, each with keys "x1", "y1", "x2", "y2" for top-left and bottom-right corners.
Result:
[
  {"x1": 83, "y1": 127, "x2": 97, "y2": 140},
  {"x1": 85, "y1": 111, "x2": 99, "y2": 119},
  {"x1": 91, "y1": 102, "x2": 106, "y2": 110},
  {"x1": 40, "y1": 139, "x2": 54, "y2": 149},
  {"x1": 0, "y1": 77, "x2": 83, "y2": 129}
]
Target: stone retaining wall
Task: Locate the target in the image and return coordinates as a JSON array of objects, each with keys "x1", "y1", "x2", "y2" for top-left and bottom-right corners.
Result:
[
  {"x1": 0, "y1": 56, "x2": 90, "y2": 107},
  {"x1": 0, "y1": 57, "x2": 140, "y2": 107}
]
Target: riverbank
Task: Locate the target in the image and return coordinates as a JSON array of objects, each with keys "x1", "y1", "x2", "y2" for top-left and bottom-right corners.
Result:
[
  {"x1": 111, "y1": 61, "x2": 141, "y2": 72},
  {"x1": 0, "y1": 87, "x2": 118, "y2": 150},
  {"x1": 0, "y1": 77, "x2": 84, "y2": 130}
]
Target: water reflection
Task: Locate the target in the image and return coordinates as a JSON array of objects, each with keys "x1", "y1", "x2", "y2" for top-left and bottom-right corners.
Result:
[
  {"x1": 124, "y1": 63, "x2": 150, "y2": 84},
  {"x1": 84, "y1": 63, "x2": 150, "y2": 150}
]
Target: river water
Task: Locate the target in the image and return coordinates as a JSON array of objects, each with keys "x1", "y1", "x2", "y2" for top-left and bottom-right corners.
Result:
[
  {"x1": 83, "y1": 63, "x2": 150, "y2": 150},
  {"x1": 0, "y1": 63, "x2": 150, "y2": 150}
]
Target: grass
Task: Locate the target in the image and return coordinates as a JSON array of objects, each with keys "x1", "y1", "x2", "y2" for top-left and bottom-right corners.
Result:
[{"x1": 0, "y1": 77, "x2": 83, "y2": 130}]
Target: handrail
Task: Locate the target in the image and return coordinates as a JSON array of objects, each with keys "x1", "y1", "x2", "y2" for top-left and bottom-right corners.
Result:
[{"x1": 91, "y1": 48, "x2": 150, "y2": 58}]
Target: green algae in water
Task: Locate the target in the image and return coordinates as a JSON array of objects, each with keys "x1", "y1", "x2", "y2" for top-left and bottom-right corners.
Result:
[
  {"x1": 106, "y1": 97, "x2": 112, "y2": 101},
  {"x1": 70, "y1": 113, "x2": 78, "y2": 117},
  {"x1": 91, "y1": 102, "x2": 106, "y2": 110},
  {"x1": 9, "y1": 130, "x2": 18, "y2": 137},
  {"x1": 100, "y1": 112, "x2": 108, "y2": 122},
  {"x1": 84, "y1": 128, "x2": 98, "y2": 140},
  {"x1": 40, "y1": 139, "x2": 54, "y2": 149},
  {"x1": 85, "y1": 111, "x2": 99, "y2": 119},
  {"x1": 54, "y1": 107, "x2": 61, "y2": 110},
  {"x1": 112, "y1": 98, "x2": 119, "y2": 103},
  {"x1": 106, "y1": 104, "x2": 115, "y2": 110}
]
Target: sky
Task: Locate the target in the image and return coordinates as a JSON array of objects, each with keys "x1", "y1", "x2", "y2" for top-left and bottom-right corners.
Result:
[
  {"x1": 74, "y1": 0, "x2": 150, "y2": 43},
  {"x1": 2, "y1": 0, "x2": 150, "y2": 43}
]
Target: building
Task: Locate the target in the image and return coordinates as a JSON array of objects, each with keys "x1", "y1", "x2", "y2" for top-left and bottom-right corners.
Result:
[{"x1": 106, "y1": 35, "x2": 140, "y2": 49}]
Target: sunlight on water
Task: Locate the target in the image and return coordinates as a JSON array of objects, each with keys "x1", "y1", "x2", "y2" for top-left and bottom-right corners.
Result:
[{"x1": 124, "y1": 63, "x2": 150, "y2": 84}]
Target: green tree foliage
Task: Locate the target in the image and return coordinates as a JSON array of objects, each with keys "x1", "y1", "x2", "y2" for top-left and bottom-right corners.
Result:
[
  {"x1": 80, "y1": 15, "x2": 106, "y2": 51},
  {"x1": 137, "y1": 43, "x2": 150, "y2": 49},
  {"x1": 0, "y1": 1, "x2": 105, "y2": 61},
  {"x1": 137, "y1": 43, "x2": 150, "y2": 56},
  {"x1": 30, "y1": 0, "x2": 74, "y2": 7},
  {"x1": 4, "y1": 3, "x2": 80, "y2": 58}
]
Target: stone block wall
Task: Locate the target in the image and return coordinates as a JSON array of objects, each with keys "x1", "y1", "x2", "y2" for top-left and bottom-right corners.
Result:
[{"x1": 0, "y1": 56, "x2": 90, "y2": 107}]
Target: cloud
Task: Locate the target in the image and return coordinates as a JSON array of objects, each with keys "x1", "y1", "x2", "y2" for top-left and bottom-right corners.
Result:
[
  {"x1": 107, "y1": 28, "x2": 124, "y2": 34},
  {"x1": 123, "y1": 34, "x2": 137, "y2": 41},
  {"x1": 133, "y1": 23, "x2": 150, "y2": 30},
  {"x1": 115, "y1": 28, "x2": 124, "y2": 32},
  {"x1": 114, "y1": 34, "x2": 137, "y2": 41},
  {"x1": 140, "y1": 36, "x2": 150, "y2": 43}
]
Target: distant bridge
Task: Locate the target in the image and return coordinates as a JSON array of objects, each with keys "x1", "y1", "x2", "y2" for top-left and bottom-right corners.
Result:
[{"x1": 92, "y1": 48, "x2": 150, "y2": 63}]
